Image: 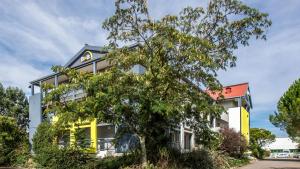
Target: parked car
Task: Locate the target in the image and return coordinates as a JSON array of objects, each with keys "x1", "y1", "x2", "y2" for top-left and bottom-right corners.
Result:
[{"x1": 276, "y1": 153, "x2": 289, "y2": 158}]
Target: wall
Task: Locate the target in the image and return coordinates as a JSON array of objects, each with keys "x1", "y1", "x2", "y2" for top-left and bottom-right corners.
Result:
[
  {"x1": 29, "y1": 93, "x2": 42, "y2": 144},
  {"x1": 241, "y1": 107, "x2": 250, "y2": 142},
  {"x1": 228, "y1": 107, "x2": 241, "y2": 132}
]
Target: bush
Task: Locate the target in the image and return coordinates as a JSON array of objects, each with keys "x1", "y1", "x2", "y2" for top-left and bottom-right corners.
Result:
[
  {"x1": 219, "y1": 128, "x2": 247, "y2": 158},
  {"x1": 90, "y1": 152, "x2": 140, "y2": 169},
  {"x1": 251, "y1": 146, "x2": 266, "y2": 159},
  {"x1": 125, "y1": 148, "x2": 230, "y2": 169},
  {"x1": 0, "y1": 116, "x2": 27, "y2": 166},
  {"x1": 32, "y1": 122, "x2": 93, "y2": 169}
]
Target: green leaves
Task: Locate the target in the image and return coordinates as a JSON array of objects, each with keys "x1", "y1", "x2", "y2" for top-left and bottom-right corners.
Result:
[
  {"x1": 44, "y1": 0, "x2": 271, "y2": 164},
  {"x1": 0, "y1": 83, "x2": 29, "y2": 130},
  {"x1": 249, "y1": 128, "x2": 275, "y2": 159},
  {"x1": 0, "y1": 116, "x2": 26, "y2": 165},
  {"x1": 270, "y1": 78, "x2": 300, "y2": 139}
]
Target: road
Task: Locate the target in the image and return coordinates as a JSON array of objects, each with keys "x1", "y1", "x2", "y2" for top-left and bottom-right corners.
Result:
[{"x1": 239, "y1": 159, "x2": 300, "y2": 169}]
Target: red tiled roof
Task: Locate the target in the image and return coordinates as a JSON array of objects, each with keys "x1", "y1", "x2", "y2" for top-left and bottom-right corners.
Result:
[{"x1": 206, "y1": 83, "x2": 249, "y2": 100}]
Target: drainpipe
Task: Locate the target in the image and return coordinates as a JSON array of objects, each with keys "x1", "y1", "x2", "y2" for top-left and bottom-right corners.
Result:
[
  {"x1": 31, "y1": 84, "x2": 34, "y2": 96},
  {"x1": 93, "y1": 61, "x2": 97, "y2": 74}
]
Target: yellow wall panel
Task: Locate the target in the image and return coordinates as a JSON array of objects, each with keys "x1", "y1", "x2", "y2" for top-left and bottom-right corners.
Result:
[{"x1": 241, "y1": 107, "x2": 250, "y2": 143}]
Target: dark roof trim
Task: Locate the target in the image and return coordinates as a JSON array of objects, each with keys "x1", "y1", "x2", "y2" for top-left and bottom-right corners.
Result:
[
  {"x1": 30, "y1": 43, "x2": 139, "y2": 86},
  {"x1": 30, "y1": 57, "x2": 106, "y2": 86}
]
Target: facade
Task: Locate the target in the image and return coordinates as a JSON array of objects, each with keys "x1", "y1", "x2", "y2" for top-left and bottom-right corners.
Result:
[
  {"x1": 263, "y1": 137, "x2": 300, "y2": 157},
  {"x1": 207, "y1": 83, "x2": 252, "y2": 142},
  {"x1": 29, "y1": 44, "x2": 252, "y2": 157}
]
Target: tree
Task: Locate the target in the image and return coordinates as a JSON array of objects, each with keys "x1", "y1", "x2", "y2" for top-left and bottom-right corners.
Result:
[
  {"x1": 249, "y1": 128, "x2": 275, "y2": 159},
  {"x1": 0, "y1": 83, "x2": 29, "y2": 130},
  {"x1": 0, "y1": 116, "x2": 25, "y2": 165},
  {"x1": 270, "y1": 78, "x2": 300, "y2": 139},
  {"x1": 43, "y1": 0, "x2": 271, "y2": 165},
  {"x1": 219, "y1": 128, "x2": 247, "y2": 158}
]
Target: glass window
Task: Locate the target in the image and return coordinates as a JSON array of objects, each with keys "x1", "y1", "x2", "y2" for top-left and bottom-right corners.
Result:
[{"x1": 97, "y1": 125, "x2": 115, "y2": 138}]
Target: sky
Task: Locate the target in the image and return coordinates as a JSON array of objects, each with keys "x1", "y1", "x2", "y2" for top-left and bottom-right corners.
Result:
[{"x1": 1, "y1": 0, "x2": 300, "y2": 137}]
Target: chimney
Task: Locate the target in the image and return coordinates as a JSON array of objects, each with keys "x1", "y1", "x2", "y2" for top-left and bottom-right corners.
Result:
[{"x1": 225, "y1": 87, "x2": 231, "y2": 94}]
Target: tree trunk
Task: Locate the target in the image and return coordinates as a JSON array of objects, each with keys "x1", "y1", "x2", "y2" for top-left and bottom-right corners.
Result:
[{"x1": 139, "y1": 135, "x2": 147, "y2": 167}]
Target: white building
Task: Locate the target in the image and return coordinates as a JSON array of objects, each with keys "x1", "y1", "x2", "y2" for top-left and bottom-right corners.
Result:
[{"x1": 263, "y1": 137, "x2": 299, "y2": 157}]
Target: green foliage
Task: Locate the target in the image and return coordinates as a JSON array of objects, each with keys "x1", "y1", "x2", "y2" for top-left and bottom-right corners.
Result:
[
  {"x1": 195, "y1": 126, "x2": 221, "y2": 150},
  {"x1": 0, "y1": 116, "x2": 27, "y2": 166},
  {"x1": 219, "y1": 128, "x2": 247, "y2": 158},
  {"x1": 32, "y1": 122, "x2": 93, "y2": 169},
  {"x1": 270, "y1": 78, "x2": 300, "y2": 139},
  {"x1": 125, "y1": 149, "x2": 230, "y2": 169},
  {"x1": 179, "y1": 149, "x2": 229, "y2": 169},
  {"x1": 0, "y1": 83, "x2": 29, "y2": 130},
  {"x1": 249, "y1": 128, "x2": 275, "y2": 159},
  {"x1": 227, "y1": 157, "x2": 250, "y2": 168},
  {"x1": 43, "y1": 0, "x2": 271, "y2": 164},
  {"x1": 89, "y1": 152, "x2": 140, "y2": 169}
]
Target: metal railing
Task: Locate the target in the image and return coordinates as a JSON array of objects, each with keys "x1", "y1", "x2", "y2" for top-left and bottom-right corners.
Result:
[{"x1": 97, "y1": 138, "x2": 115, "y2": 151}]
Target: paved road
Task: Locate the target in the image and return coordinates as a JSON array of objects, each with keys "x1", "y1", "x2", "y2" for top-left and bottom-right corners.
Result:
[{"x1": 239, "y1": 160, "x2": 300, "y2": 169}]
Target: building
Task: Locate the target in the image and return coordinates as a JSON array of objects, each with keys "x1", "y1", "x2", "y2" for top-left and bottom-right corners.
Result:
[
  {"x1": 207, "y1": 83, "x2": 252, "y2": 142},
  {"x1": 263, "y1": 137, "x2": 300, "y2": 157},
  {"x1": 29, "y1": 44, "x2": 252, "y2": 157}
]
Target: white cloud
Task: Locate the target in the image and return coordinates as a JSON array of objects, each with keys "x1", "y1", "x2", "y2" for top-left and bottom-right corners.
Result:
[{"x1": 0, "y1": 55, "x2": 47, "y2": 93}]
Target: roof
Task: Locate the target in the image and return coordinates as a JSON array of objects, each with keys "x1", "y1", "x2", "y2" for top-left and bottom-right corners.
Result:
[
  {"x1": 206, "y1": 82, "x2": 249, "y2": 100},
  {"x1": 64, "y1": 44, "x2": 108, "y2": 67},
  {"x1": 30, "y1": 44, "x2": 107, "y2": 85},
  {"x1": 263, "y1": 138, "x2": 299, "y2": 150},
  {"x1": 29, "y1": 43, "x2": 141, "y2": 86}
]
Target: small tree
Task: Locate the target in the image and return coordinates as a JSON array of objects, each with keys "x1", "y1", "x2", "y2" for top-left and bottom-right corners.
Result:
[
  {"x1": 249, "y1": 128, "x2": 275, "y2": 159},
  {"x1": 270, "y1": 78, "x2": 300, "y2": 139},
  {"x1": 44, "y1": 0, "x2": 271, "y2": 165},
  {"x1": 219, "y1": 128, "x2": 247, "y2": 158}
]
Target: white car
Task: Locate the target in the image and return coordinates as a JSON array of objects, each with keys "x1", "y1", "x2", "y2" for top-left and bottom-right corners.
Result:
[{"x1": 276, "y1": 153, "x2": 289, "y2": 158}]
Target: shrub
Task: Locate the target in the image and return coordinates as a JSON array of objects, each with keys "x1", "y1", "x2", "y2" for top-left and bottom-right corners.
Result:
[
  {"x1": 32, "y1": 122, "x2": 93, "y2": 169},
  {"x1": 91, "y1": 152, "x2": 140, "y2": 169},
  {"x1": 124, "y1": 148, "x2": 230, "y2": 169},
  {"x1": 219, "y1": 128, "x2": 247, "y2": 158},
  {"x1": 0, "y1": 116, "x2": 27, "y2": 166},
  {"x1": 180, "y1": 149, "x2": 229, "y2": 169},
  {"x1": 250, "y1": 146, "x2": 266, "y2": 159}
]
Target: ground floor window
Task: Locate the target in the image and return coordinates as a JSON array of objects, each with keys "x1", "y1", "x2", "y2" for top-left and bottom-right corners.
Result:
[
  {"x1": 184, "y1": 133, "x2": 192, "y2": 150},
  {"x1": 76, "y1": 127, "x2": 91, "y2": 148},
  {"x1": 170, "y1": 130, "x2": 180, "y2": 149},
  {"x1": 97, "y1": 125, "x2": 115, "y2": 151}
]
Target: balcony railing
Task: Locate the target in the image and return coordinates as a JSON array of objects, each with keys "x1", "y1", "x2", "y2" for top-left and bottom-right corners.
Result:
[
  {"x1": 97, "y1": 138, "x2": 115, "y2": 152},
  {"x1": 60, "y1": 89, "x2": 87, "y2": 101}
]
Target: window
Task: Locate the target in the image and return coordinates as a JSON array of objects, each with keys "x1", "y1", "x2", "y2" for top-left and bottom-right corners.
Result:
[
  {"x1": 184, "y1": 133, "x2": 192, "y2": 150},
  {"x1": 209, "y1": 116, "x2": 214, "y2": 128},
  {"x1": 97, "y1": 125, "x2": 115, "y2": 138}
]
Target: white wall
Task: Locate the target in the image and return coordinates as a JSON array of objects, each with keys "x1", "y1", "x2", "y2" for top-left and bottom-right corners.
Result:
[{"x1": 228, "y1": 107, "x2": 241, "y2": 132}]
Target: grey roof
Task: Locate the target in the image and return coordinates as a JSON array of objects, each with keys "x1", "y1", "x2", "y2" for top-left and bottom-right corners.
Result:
[
  {"x1": 64, "y1": 44, "x2": 108, "y2": 68},
  {"x1": 29, "y1": 43, "x2": 140, "y2": 86},
  {"x1": 29, "y1": 44, "x2": 107, "y2": 85}
]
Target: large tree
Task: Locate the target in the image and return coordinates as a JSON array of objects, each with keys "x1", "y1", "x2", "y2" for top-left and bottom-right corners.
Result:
[
  {"x1": 270, "y1": 78, "x2": 300, "y2": 139},
  {"x1": 0, "y1": 83, "x2": 29, "y2": 130},
  {"x1": 44, "y1": 0, "x2": 271, "y2": 165}
]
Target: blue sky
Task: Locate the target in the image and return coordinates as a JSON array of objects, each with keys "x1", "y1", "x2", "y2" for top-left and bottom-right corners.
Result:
[{"x1": 1, "y1": 0, "x2": 300, "y2": 137}]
